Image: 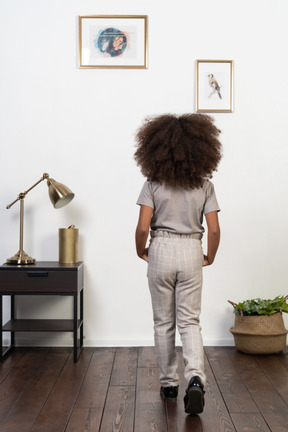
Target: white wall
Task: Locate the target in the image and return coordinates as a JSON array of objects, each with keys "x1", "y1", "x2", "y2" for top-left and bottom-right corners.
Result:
[{"x1": 1, "y1": 0, "x2": 288, "y2": 347}]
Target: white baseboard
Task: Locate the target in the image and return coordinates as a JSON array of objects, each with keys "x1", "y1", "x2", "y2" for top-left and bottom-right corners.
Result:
[
  {"x1": 84, "y1": 338, "x2": 235, "y2": 347},
  {"x1": 11, "y1": 334, "x2": 235, "y2": 348}
]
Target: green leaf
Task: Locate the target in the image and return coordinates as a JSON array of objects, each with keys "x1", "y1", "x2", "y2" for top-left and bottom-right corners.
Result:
[{"x1": 229, "y1": 295, "x2": 288, "y2": 316}]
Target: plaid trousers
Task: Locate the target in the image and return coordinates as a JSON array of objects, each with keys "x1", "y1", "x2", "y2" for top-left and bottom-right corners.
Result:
[{"x1": 147, "y1": 231, "x2": 206, "y2": 387}]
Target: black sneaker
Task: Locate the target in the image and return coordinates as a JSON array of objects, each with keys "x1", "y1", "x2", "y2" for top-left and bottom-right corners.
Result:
[
  {"x1": 184, "y1": 376, "x2": 205, "y2": 414},
  {"x1": 160, "y1": 385, "x2": 179, "y2": 402}
]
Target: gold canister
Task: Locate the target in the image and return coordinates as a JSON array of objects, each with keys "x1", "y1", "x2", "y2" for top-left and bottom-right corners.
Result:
[{"x1": 59, "y1": 225, "x2": 79, "y2": 263}]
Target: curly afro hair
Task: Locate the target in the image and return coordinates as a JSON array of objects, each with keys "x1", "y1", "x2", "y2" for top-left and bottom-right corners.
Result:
[{"x1": 134, "y1": 113, "x2": 222, "y2": 188}]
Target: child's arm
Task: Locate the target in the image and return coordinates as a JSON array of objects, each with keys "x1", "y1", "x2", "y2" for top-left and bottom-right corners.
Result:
[
  {"x1": 203, "y1": 211, "x2": 220, "y2": 266},
  {"x1": 135, "y1": 205, "x2": 153, "y2": 262}
]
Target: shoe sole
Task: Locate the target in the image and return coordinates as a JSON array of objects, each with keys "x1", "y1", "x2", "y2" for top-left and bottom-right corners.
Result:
[{"x1": 184, "y1": 387, "x2": 204, "y2": 414}]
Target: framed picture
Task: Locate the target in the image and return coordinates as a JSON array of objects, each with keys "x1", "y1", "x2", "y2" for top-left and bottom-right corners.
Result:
[
  {"x1": 78, "y1": 15, "x2": 148, "y2": 69},
  {"x1": 196, "y1": 60, "x2": 234, "y2": 112}
]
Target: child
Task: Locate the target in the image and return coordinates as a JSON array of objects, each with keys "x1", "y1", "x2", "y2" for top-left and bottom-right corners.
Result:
[{"x1": 134, "y1": 113, "x2": 222, "y2": 415}]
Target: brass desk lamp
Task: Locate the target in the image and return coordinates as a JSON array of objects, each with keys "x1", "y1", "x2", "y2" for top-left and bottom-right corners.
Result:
[{"x1": 6, "y1": 173, "x2": 74, "y2": 265}]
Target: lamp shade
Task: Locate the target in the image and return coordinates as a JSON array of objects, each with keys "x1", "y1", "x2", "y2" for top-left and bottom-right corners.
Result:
[{"x1": 47, "y1": 178, "x2": 75, "y2": 209}]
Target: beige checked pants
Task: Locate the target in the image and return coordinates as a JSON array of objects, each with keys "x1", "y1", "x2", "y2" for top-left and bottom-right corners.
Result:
[{"x1": 147, "y1": 231, "x2": 206, "y2": 387}]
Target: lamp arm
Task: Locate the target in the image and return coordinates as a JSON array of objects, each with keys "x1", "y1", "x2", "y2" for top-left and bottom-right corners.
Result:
[{"x1": 6, "y1": 173, "x2": 50, "y2": 209}]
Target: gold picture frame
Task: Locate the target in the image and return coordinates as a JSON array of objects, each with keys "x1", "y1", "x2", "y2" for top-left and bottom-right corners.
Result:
[
  {"x1": 196, "y1": 60, "x2": 234, "y2": 113},
  {"x1": 78, "y1": 15, "x2": 148, "y2": 69}
]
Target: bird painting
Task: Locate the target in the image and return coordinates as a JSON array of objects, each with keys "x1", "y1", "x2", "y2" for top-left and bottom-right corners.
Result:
[{"x1": 208, "y1": 74, "x2": 222, "y2": 99}]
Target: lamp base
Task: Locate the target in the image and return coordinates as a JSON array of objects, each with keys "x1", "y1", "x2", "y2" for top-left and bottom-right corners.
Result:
[{"x1": 6, "y1": 250, "x2": 36, "y2": 265}]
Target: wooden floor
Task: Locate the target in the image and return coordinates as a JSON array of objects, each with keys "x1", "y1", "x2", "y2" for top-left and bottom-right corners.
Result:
[{"x1": 0, "y1": 346, "x2": 288, "y2": 432}]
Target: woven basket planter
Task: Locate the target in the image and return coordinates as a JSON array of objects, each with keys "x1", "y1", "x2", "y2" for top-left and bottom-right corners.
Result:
[
  {"x1": 228, "y1": 299, "x2": 288, "y2": 354},
  {"x1": 230, "y1": 313, "x2": 288, "y2": 354}
]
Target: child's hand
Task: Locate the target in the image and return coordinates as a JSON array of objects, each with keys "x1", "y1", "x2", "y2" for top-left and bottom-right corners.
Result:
[
  {"x1": 141, "y1": 248, "x2": 149, "y2": 262},
  {"x1": 203, "y1": 255, "x2": 209, "y2": 266}
]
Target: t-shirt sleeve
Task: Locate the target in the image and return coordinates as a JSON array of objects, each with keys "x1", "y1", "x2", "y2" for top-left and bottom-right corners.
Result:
[
  {"x1": 203, "y1": 182, "x2": 220, "y2": 214},
  {"x1": 136, "y1": 181, "x2": 154, "y2": 209}
]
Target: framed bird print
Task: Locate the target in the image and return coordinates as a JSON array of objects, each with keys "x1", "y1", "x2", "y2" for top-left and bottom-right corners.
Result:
[
  {"x1": 78, "y1": 15, "x2": 148, "y2": 69},
  {"x1": 196, "y1": 60, "x2": 234, "y2": 112}
]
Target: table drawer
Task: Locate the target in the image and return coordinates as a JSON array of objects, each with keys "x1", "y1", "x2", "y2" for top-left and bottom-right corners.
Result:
[{"x1": 0, "y1": 270, "x2": 79, "y2": 293}]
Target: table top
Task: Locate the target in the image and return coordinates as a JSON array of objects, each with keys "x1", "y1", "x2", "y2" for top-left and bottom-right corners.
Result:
[{"x1": 0, "y1": 261, "x2": 83, "y2": 271}]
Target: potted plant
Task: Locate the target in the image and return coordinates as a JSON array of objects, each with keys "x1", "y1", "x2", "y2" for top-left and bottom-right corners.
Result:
[{"x1": 228, "y1": 295, "x2": 288, "y2": 354}]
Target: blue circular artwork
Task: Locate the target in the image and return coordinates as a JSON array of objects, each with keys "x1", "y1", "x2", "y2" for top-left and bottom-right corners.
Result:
[{"x1": 96, "y1": 27, "x2": 127, "y2": 57}]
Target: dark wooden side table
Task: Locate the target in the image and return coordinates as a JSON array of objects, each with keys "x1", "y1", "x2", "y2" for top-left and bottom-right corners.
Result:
[{"x1": 0, "y1": 261, "x2": 84, "y2": 362}]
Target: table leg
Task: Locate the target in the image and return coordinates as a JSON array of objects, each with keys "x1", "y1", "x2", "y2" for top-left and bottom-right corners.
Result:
[
  {"x1": 80, "y1": 289, "x2": 83, "y2": 348},
  {"x1": 11, "y1": 295, "x2": 15, "y2": 347},
  {"x1": 0, "y1": 295, "x2": 2, "y2": 361},
  {"x1": 73, "y1": 293, "x2": 77, "y2": 362},
  {"x1": 0, "y1": 295, "x2": 14, "y2": 361}
]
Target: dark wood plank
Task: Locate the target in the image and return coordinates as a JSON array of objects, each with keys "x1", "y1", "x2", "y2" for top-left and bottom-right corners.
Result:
[
  {"x1": 228, "y1": 349, "x2": 288, "y2": 431},
  {"x1": 0, "y1": 348, "x2": 49, "y2": 424},
  {"x1": 275, "y1": 347, "x2": 288, "y2": 369},
  {"x1": 256, "y1": 354, "x2": 288, "y2": 404},
  {"x1": 100, "y1": 385, "x2": 135, "y2": 432},
  {"x1": 166, "y1": 350, "x2": 202, "y2": 432},
  {"x1": 199, "y1": 352, "x2": 236, "y2": 432},
  {"x1": 0, "y1": 348, "x2": 71, "y2": 432},
  {"x1": 135, "y1": 367, "x2": 167, "y2": 432},
  {"x1": 65, "y1": 408, "x2": 102, "y2": 432},
  {"x1": 110, "y1": 347, "x2": 138, "y2": 386},
  {"x1": 166, "y1": 401, "x2": 203, "y2": 432},
  {"x1": 73, "y1": 347, "x2": 115, "y2": 409},
  {"x1": 138, "y1": 346, "x2": 158, "y2": 368},
  {"x1": 1, "y1": 346, "x2": 288, "y2": 431},
  {"x1": 30, "y1": 348, "x2": 94, "y2": 432},
  {"x1": 66, "y1": 348, "x2": 115, "y2": 432},
  {"x1": 205, "y1": 347, "x2": 259, "y2": 413},
  {"x1": 231, "y1": 413, "x2": 270, "y2": 432},
  {"x1": 0, "y1": 348, "x2": 27, "y2": 384}
]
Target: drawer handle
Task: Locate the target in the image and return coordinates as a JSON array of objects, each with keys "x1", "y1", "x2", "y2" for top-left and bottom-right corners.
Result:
[{"x1": 27, "y1": 271, "x2": 49, "y2": 277}]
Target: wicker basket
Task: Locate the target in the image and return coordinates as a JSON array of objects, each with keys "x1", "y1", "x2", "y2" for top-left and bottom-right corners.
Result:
[{"x1": 228, "y1": 300, "x2": 288, "y2": 355}]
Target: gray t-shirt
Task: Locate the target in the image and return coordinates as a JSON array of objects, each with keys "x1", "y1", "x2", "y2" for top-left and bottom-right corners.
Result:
[{"x1": 136, "y1": 180, "x2": 220, "y2": 237}]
